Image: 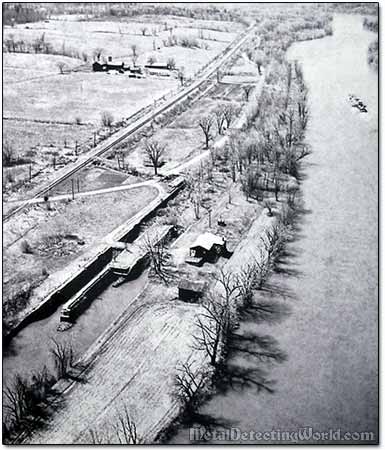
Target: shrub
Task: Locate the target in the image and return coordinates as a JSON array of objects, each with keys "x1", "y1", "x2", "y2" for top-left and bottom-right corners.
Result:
[
  {"x1": 3, "y1": 141, "x2": 15, "y2": 166},
  {"x1": 166, "y1": 57, "x2": 176, "y2": 70},
  {"x1": 20, "y1": 240, "x2": 33, "y2": 254},
  {"x1": 101, "y1": 111, "x2": 114, "y2": 128}
]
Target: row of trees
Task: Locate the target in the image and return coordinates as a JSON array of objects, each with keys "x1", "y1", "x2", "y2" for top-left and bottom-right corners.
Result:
[
  {"x1": 171, "y1": 9, "x2": 325, "y2": 417},
  {"x1": 3, "y1": 339, "x2": 76, "y2": 441},
  {"x1": 3, "y1": 337, "x2": 140, "y2": 444},
  {"x1": 367, "y1": 39, "x2": 378, "y2": 69},
  {"x1": 3, "y1": 33, "x2": 86, "y2": 61},
  {"x1": 363, "y1": 16, "x2": 378, "y2": 33},
  {"x1": 364, "y1": 16, "x2": 378, "y2": 70},
  {"x1": 198, "y1": 103, "x2": 240, "y2": 149},
  {"x1": 3, "y1": 4, "x2": 47, "y2": 26},
  {"x1": 220, "y1": 58, "x2": 310, "y2": 206},
  {"x1": 174, "y1": 217, "x2": 289, "y2": 412}
]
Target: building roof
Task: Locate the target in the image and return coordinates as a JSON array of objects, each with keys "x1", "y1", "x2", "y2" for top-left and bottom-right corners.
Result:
[
  {"x1": 190, "y1": 232, "x2": 225, "y2": 251},
  {"x1": 178, "y1": 279, "x2": 206, "y2": 292}
]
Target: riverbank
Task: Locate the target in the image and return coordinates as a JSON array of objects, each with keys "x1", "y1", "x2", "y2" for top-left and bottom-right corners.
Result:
[
  {"x1": 168, "y1": 13, "x2": 378, "y2": 444},
  {"x1": 21, "y1": 190, "x2": 282, "y2": 444}
]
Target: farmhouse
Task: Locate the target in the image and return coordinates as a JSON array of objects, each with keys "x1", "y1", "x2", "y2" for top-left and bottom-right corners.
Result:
[
  {"x1": 187, "y1": 232, "x2": 227, "y2": 266},
  {"x1": 92, "y1": 56, "x2": 144, "y2": 76}
]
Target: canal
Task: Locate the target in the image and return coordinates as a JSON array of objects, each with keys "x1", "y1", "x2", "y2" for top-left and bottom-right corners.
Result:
[
  {"x1": 3, "y1": 271, "x2": 148, "y2": 388},
  {"x1": 169, "y1": 13, "x2": 378, "y2": 444}
]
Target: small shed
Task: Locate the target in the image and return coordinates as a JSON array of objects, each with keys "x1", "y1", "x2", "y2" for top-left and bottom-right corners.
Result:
[
  {"x1": 189, "y1": 232, "x2": 226, "y2": 260},
  {"x1": 178, "y1": 279, "x2": 206, "y2": 303}
]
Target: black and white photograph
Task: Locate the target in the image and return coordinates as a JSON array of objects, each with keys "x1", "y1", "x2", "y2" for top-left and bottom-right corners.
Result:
[{"x1": 1, "y1": 1, "x2": 379, "y2": 445}]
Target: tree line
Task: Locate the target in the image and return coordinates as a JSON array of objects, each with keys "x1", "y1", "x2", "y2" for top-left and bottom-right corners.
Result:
[
  {"x1": 3, "y1": 4, "x2": 48, "y2": 26},
  {"x1": 167, "y1": 7, "x2": 332, "y2": 429},
  {"x1": 3, "y1": 32, "x2": 86, "y2": 61}
]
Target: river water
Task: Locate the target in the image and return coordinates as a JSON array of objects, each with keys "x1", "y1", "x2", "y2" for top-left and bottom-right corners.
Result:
[{"x1": 169, "y1": 14, "x2": 378, "y2": 444}]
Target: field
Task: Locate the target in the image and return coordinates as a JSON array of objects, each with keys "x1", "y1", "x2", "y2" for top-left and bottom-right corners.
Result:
[
  {"x1": 3, "y1": 14, "x2": 243, "y2": 196},
  {"x1": 4, "y1": 67, "x2": 178, "y2": 125},
  {"x1": 48, "y1": 165, "x2": 140, "y2": 196},
  {"x1": 3, "y1": 17, "x2": 241, "y2": 72},
  {"x1": 114, "y1": 82, "x2": 248, "y2": 175}
]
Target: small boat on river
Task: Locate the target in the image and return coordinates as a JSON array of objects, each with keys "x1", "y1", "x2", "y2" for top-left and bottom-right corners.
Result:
[{"x1": 348, "y1": 94, "x2": 368, "y2": 113}]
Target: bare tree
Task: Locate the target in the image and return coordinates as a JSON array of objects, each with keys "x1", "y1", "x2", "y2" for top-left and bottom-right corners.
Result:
[
  {"x1": 261, "y1": 225, "x2": 285, "y2": 265},
  {"x1": 101, "y1": 111, "x2": 114, "y2": 129},
  {"x1": 264, "y1": 200, "x2": 274, "y2": 217},
  {"x1": 88, "y1": 428, "x2": 109, "y2": 444},
  {"x1": 57, "y1": 61, "x2": 66, "y2": 74},
  {"x1": 112, "y1": 404, "x2": 139, "y2": 444},
  {"x1": 215, "y1": 107, "x2": 226, "y2": 135},
  {"x1": 287, "y1": 183, "x2": 300, "y2": 207},
  {"x1": 147, "y1": 55, "x2": 156, "y2": 65},
  {"x1": 193, "y1": 298, "x2": 224, "y2": 366},
  {"x1": 167, "y1": 57, "x2": 176, "y2": 70},
  {"x1": 243, "y1": 85, "x2": 253, "y2": 102},
  {"x1": 237, "y1": 261, "x2": 259, "y2": 307},
  {"x1": 174, "y1": 361, "x2": 209, "y2": 413},
  {"x1": 254, "y1": 249, "x2": 271, "y2": 289},
  {"x1": 142, "y1": 231, "x2": 170, "y2": 283},
  {"x1": 49, "y1": 338, "x2": 76, "y2": 379},
  {"x1": 3, "y1": 140, "x2": 15, "y2": 166},
  {"x1": 3, "y1": 375, "x2": 26, "y2": 429},
  {"x1": 240, "y1": 168, "x2": 260, "y2": 201},
  {"x1": 3, "y1": 367, "x2": 56, "y2": 436},
  {"x1": 144, "y1": 139, "x2": 166, "y2": 175},
  {"x1": 93, "y1": 47, "x2": 104, "y2": 61},
  {"x1": 130, "y1": 44, "x2": 139, "y2": 66},
  {"x1": 192, "y1": 192, "x2": 201, "y2": 219},
  {"x1": 198, "y1": 115, "x2": 214, "y2": 149},
  {"x1": 273, "y1": 170, "x2": 281, "y2": 201},
  {"x1": 253, "y1": 49, "x2": 265, "y2": 75},
  {"x1": 193, "y1": 270, "x2": 240, "y2": 366},
  {"x1": 178, "y1": 66, "x2": 185, "y2": 86},
  {"x1": 140, "y1": 26, "x2": 147, "y2": 36},
  {"x1": 223, "y1": 103, "x2": 238, "y2": 129},
  {"x1": 298, "y1": 91, "x2": 309, "y2": 131}
]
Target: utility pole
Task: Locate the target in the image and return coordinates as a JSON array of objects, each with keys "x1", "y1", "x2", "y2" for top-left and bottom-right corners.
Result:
[
  {"x1": 93, "y1": 132, "x2": 96, "y2": 147},
  {"x1": 75, "y1": 141, "x2": 78, "y2": 156},
  {"x1": 77, "y1": 178, "x2": 80, "y2": 193},
  {"x1": 29, "y1": 163, "x2": 32, "y2": 182},
  {"x1": 207, "y1": 207, "x2": 212, "y2": 228},
  {"x1": 71, "y1": 179, "x2": 75, "y2": 200}
]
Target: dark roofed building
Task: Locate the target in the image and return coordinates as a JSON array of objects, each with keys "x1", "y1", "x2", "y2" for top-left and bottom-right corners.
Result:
[
  {"x1": 144, "y1": 63, "x2": 170, "y2": 70},
  {"x1": 190, "y1": 232, "x2": 226, "y2": 258},
  {"x1": 186, "y1": 232, "x2": 227, "y2": 266},
  {"x1": 178, "y1": 279, "x2": 206, "y2": 303},
  {"x1": 93, "y1": 57, "x2": 140, "y2": 74}
]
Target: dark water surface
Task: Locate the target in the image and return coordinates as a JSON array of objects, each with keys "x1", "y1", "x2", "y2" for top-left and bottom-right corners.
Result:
[
  {"x1": 169, "y1": 14, "x2": 378, "y2": 444},
  {"x1": 3, "y1": 272, "x2": 148, "y2": 388}
]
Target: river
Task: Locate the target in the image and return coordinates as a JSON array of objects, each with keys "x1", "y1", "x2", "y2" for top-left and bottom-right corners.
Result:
[{"x1": 169, "y1": 14, "x2": 378, "y2": 444}]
